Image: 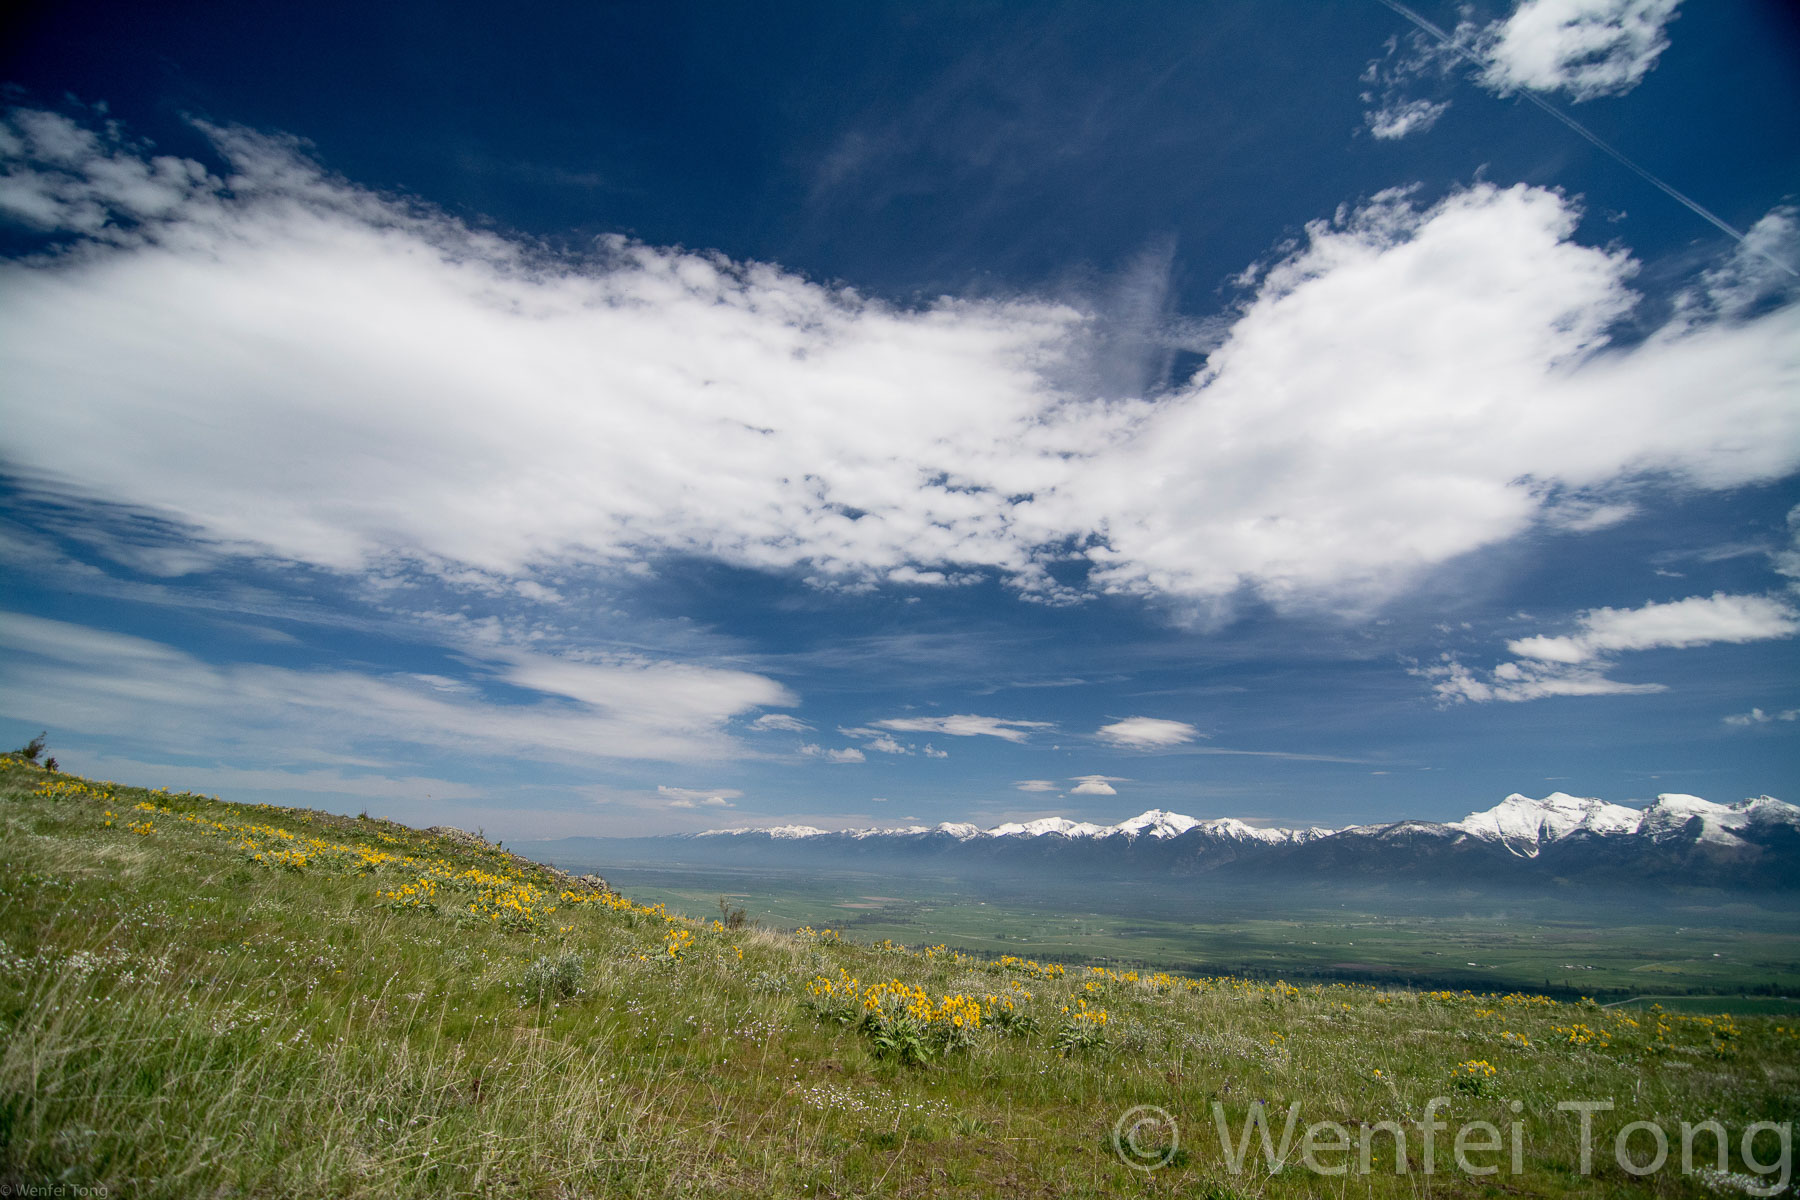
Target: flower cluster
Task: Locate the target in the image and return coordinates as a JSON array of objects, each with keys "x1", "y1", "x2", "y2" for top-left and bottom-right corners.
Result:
[
  {"x1": 801, "y1": 968, "x2": 996, "y2": 1062},
  {"x1": 1052, "y1": 996, "x2": 1108, "y2": 1054},
  {"x1": 35, "y1": 777, "x2": 116, "y2": 803},
  {"x1": 1451, "y1": 1058, "x2": 1498, "y2": 1094}
]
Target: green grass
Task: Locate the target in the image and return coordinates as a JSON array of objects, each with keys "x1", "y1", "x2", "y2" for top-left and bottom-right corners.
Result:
[{"x1": 3, "y1": 756, "x2": 1797, "y2": 1198}]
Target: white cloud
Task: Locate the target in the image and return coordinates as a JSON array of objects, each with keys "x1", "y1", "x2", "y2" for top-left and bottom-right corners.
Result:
[
  {"x1": 798, "y1": 743, "x2": 866, "y2": 763},
  {"x1": 1069, "y1": 774, "x2": 1120, "y2": 796},
  {"x1": 1685, "y1": 207, "x2": 1800, "y2": 324},
  {"x1": 658, "y1": 785, "x2": 741, "y2": 809},
  {"x1": 1365, "y1": 98, "x2": 1449, "y2": 140},
  {"x1": 873, "y1": 714, "x2": 1054, "y2": 743},
  {"x1": 2, "y1": 112, "x2": 1797, "y2": 620},
  {"x1": 1475, "y1": 0, "x2": 1682, "y2": 101},
  {"x1": 1417, "y1": 654, "x2": 1665, "y2": 703},
  {"x1": 1425, "y1": 591, "x2": 1799, "y2": 704},
  {"x1": 922, "y1": 744, "x2": 949, "y2": 759},
  {"x1": 1723, "y1": 707, "x2": 1800, "y2": 727},
  {"x1": 1507, "y1": 593, "x2": 1800, "y2": 663},
  {"x1": 1095, "y1": 717, "x2": 1198, "y2": 748},
  {"x1": 1013, "y1": 779, "x2": 1060, "y2": 792},
  {"x1": 1540, "y1": 497, "x2": 1637, "y2": 532},
  {"x1": 1777, "y1": 504, "x2": 1800, "y2": 585},
  {"x1": 1069, "y1": 186, "x2": 1800, "y2": 611},
  {"x1": 837, "y1": 726, "x2": 912, "y2": 754},
  {"x1": 749, "y1": 713, "x2": 812, "y2": 733},
  {"x1": 0, "y1": 610, "x2": 779, "y2": 764}
]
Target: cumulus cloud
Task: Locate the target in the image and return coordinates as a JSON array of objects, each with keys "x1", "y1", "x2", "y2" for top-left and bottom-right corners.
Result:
[
  {"x1": 1475, "y1": 0, "x2": 1681, "y2": 101},
  {"x1": 1095, "y1": 718, "x2": 1199, "y2": 748},
  {"x1": 1066, "y1": 185, "x2": 1800, "y2": 610},
  {"x1": 1424, "y1": 592, "x2": 1800, "y2": 703},
  {"x1": 1069, "y1": 774, "x2": 1123, "y2": 795},
  {"x1": 873, "y1": 714, "x2": 1054, "y2": 743},
  {"x1": 2, "y1": 110, "x2": 1798, "y2": 621},
  {"x1": 798, "y1": 743, "x2": 866, "y2": 763},
  {"x1": 837, "y1": 726, "x2": 913, "y2": 754}
]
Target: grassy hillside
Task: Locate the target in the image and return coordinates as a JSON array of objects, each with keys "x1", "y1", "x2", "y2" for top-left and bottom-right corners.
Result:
[{"x1": 2, "y1": 756, "x2": 1795, "y2": 1198}]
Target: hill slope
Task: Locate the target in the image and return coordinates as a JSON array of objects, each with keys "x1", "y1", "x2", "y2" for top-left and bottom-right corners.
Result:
[{"x1": 1, "y1": 757, "x2": 1794, "y2": 1198}]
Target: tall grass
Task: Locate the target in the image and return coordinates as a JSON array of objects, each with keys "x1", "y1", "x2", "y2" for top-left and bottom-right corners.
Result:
[{"x1": 2, "y1": 756, "x2": 1795, "y2": 1197}]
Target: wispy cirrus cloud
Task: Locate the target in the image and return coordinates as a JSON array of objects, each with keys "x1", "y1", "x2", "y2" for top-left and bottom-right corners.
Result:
[
  {"x1": 1723, "y1": 707, "x2": 1798, "y2": 727},
  {"x1": 872, "y1": 714, "x2": 1054, "y2": 743},
  {"x1": 1365, "y1": 97, "x2": 1450, "y2": 141},
  {"x1": 748, "y1": 713, "x2": 813, "y2": 733},
  {"x1": 0, "y1": 610, "x2": 788, "y2": 765}
]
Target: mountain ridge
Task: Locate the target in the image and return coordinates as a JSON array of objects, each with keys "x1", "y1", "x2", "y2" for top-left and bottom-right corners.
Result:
[
  {"x1": 531, "y1": 791, "x2": 1800, "y2": 892},
  {"x1": 697, "y1": 791, "x2": 1795, "y2": 853}
]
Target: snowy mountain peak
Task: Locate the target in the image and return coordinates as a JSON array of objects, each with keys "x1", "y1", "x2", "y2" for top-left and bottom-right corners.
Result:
[
  {"x1": 762, "y1": 824, "x2": 830, "y2": 839},
  {"x1": 1637, "y1": 793, "x2": 1800, "y2": 847},
  {"x1": 986, "y1": 816, "x2": 1108, "y2": 838},
  {"x1": 1107, "y1": 809, "x2": 1201, "y2": 839},
  {"x1": 1456, "y1": 792, "x2": 1640, "y2": 855}
]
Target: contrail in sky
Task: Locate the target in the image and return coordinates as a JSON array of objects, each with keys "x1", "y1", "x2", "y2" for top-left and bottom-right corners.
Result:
[{"x1": 1371, "y1": 0, "x2": 1796, "y2": 276}]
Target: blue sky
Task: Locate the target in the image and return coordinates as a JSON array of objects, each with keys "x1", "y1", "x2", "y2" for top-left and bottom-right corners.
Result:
[{"x1": 1, "y1": 0, "x2": 1796, "y2": 838}]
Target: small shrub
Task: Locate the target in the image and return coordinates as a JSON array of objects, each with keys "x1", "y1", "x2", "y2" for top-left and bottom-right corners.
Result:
[
  {"x1": 520, "y1": 951, "x2": 585, "y2": 1002},
  {"x1": 717, "y1": 895, "x2": 748, "y2": 929}
]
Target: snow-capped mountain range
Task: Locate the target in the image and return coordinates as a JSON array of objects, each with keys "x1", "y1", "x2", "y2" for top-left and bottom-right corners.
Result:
[
  {"x1": 700, "y1": 809, "x2": 1335, "y2": 844},
  {"x1": 702, "y1": 792, "x2": 1796, "y2": 857},
  {"x1": 658, "y1": 791, "x2": 1800, "y2": 890}
]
